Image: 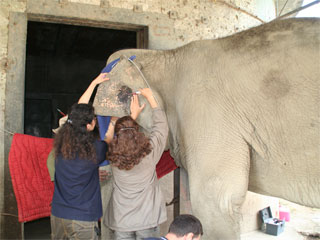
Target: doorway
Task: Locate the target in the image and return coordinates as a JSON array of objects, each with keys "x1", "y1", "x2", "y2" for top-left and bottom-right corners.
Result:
[{"x1": 23, "y1": 20, "x2": 145, "y2": 239}]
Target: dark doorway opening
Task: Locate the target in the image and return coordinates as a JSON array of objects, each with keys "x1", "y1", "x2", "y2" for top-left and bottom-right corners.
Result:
[{"x1": 24, "y1": 20, "x2": 141, "y2": 239}]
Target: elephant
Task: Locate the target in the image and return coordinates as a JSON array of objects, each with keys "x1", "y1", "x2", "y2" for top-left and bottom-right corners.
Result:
[{"x1": 93, "y1": 18, "x2": 320, "y2": 240}]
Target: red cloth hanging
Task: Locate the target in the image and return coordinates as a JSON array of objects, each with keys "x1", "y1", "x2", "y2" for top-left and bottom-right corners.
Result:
[
  {"x1": 9, "y1": 133, "x2": 54, "y2": 222},
  {"x1": 156, "y1": 150, "x2": 177, "y2": 179}
]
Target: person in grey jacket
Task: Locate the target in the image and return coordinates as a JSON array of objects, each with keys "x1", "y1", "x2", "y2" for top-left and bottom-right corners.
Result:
[{"x1": 103, "y1": 88, "x2": 169, "y2": 240}]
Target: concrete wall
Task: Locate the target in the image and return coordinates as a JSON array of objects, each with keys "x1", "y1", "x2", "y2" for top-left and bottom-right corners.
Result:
[{"x1": 0, "y1": 0, "x2": 277, "y2": 238}]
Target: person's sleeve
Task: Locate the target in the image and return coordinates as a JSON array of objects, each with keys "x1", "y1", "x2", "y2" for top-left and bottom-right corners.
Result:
[
  {"x1": 96, "y1": 140, "x2": 108, "y2": 165},
  {"x1": 46, "y1": 149, "x2": 55, "y2": 181},
  {"x1": 149, "y1": 107, "x2": 169, "y2": 165}
]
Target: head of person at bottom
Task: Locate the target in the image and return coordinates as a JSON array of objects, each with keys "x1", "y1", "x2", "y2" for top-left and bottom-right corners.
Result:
[
  {"x1": 165, "y1": 214, "x2": 203, "y2": 240},
  {"x1": 107, "y1": 116, "x2": 152, "y2": 170},
  {"x1": 54, "y1": 103, "x2": 98, "y2": 161}
]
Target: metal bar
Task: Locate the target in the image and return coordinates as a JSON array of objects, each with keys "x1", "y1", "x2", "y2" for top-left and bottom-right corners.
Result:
[
  {"x1": 173, "y1": 167, "x2": 180, "y2": 218},
  {"x1": 279, "y1": 0, "x2": 289, "y2": 17},
  {"x1": 276, "y1": 0, "x2": 320, "y2": 20}
]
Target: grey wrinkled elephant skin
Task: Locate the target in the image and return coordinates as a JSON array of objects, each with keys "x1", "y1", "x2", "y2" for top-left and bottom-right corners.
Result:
[{"x1": 94, "y1": 18, "x2": 320, "y2": 240}]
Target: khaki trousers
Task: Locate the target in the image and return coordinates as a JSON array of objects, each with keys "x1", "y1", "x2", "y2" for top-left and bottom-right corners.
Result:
[
  {"x1": 114, "y1": 226, "x2": 160, "y2": 240},
  {"x1": 50, "y1": 215, "x2": 99, "y2": 240}
]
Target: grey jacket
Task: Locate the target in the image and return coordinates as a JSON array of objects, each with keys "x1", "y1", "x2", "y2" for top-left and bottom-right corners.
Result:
[{"x1": 104, "y1": 107, "x2": 169, "y2": 231}]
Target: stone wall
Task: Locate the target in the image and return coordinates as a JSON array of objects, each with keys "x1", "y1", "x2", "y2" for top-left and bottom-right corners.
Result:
[{"x1": 0, "y1": 0, "x2": 277, "y2": 238}]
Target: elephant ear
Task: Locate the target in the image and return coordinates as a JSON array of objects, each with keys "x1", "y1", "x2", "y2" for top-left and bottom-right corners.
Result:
[
  {"x1": 93, "y1": 55, "x2": 162, "y2": 134},
  {"x1": 93, "y1": 56, "x2": 145, "y2": 117}
]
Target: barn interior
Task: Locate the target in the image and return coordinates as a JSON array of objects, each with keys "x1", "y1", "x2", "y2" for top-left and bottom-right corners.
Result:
[{"x1": 24, "y1": 21, "x2": 137, "y2": 138}]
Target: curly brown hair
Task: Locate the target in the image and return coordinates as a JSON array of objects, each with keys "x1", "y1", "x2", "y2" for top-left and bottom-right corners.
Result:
[
  {"x1": 107, "y1": 116, "x2": 152, "y2": 170},
  {"x1": 54, "y1": 103, "x2": 97, "y2": 162}
]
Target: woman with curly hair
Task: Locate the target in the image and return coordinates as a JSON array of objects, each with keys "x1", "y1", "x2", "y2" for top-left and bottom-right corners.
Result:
[
  {"x1": 50, "y1": 73, "x2": 110, "y2": 240},
  {"x1": 104, "y1": 88, "x2": 169, "y2": 240}
]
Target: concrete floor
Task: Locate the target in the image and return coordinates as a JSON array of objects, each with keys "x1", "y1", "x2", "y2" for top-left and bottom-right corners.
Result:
[
  {"x1": 242, "y1": 199, "x2": 320, "y2": 240},
  {"x1": 24, "y1": 217, "x2": 319, "y2": 240},
  {"x1": 23, "y1": 198, "x2": 320, "y2": 240},
  {"x1": 241, "y1": 224, "x2": 317, "y2": 240},
  {"x1": 24, "y1": 222, "x2": 319, "y2": 240}
]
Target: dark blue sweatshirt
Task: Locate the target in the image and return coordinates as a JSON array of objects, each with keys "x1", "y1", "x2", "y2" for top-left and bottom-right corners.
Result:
[{"x1": 51, "y1": 140, "x2": 107, "y2": 221}]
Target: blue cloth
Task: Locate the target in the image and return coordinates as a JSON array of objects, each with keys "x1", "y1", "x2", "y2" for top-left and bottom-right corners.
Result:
[
  {"x1": 100, "y1": 55, "x2": 136, "y2": 73},
  {"x1": 51, "y1": 140, "x2": 107, "y2": 221},
  {"x1": 97, "y1": 115, "x2": 111, "y2": 141},
  {"x1": 99, "y1": 160, "x2": 109, "y2": 166},
  {"x1": 101, "y1": 58, "x2": 120, "y2": 73}
]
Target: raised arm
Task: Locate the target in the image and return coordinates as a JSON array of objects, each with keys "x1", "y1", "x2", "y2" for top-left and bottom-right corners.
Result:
[
  {"x1": 104, "y1": 116, "x2": 118, "y2": 144},
  {"x1": 78, "y1": 73, "x2": 109, "y2": 104},
  {"x1": 140, "y1": 88, "x2": 168, "y2": 164}
]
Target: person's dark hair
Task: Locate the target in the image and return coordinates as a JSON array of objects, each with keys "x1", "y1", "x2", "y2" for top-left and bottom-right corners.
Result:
[
  {"x1": 54, "y1": 103, "x2": 97, "y2": 161},
  {"x1": 168, "y1": 214, "x2": 203, "y2": 237},
  {"x1": 107, "y1": 116, "x2": 152, "y2": 170}
]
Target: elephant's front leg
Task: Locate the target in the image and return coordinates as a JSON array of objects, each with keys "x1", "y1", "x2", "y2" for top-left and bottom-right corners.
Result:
[
  {"x1": 186, "y1": 134, "x2": 249, "y2": 240},
  {"x1": 100, "y1": 165, "x2": 114, "y2": 240}
]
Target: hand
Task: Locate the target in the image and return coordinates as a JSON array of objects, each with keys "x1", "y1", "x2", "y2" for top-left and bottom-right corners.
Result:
[
  {"x1": 110, "y1": 116, "x2": 119, "y2": 124},
  {"x1": 139, "y1": 88, "x2": 153, "y2": 99},
  {"x1": 78, "y1": 73, "x2": 109, "y2": 104},
  {"x1": 93, "y1": 73, "x2": 109, "y2": 85},
  {"x1": 130, "y1": 94, "x2": 145, "y2": 120},
  {"x1": 139, "y1": 88, "x2": 158, "y2": 108},
  {"x1": 99, "y1": 170, "x2": 110, "y2": 181}
]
